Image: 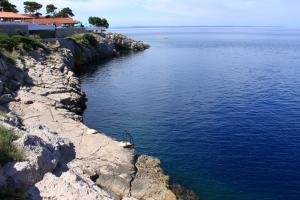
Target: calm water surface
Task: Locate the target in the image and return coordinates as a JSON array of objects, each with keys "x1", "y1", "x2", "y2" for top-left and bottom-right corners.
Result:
[{"x1": 79, "y1": 27, "x2": 300, "y2": 200}]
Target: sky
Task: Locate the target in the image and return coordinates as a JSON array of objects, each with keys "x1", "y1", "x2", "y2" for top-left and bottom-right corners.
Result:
[{"x1": 10, "y1": 0, "x2": 300, "y2": 27}]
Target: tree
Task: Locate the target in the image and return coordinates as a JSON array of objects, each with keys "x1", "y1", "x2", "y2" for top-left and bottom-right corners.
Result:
[
  {"x1": 24, "y1": 1, "x2": 42, "y2": 14},
  {"x1": 88, "y1": 17, "x2": 102, "y2": 26},
  {"x1": 46, "y1": 4, "x2": 57, "y2": 16},
  {"x1": 101, "y1": 18, "x2": 109, "y2": 28},
  {"x1": 56, "y1": 7, "x2": 74, "y2": 18},
  {"x1": 88, "y1": 17, "x2": 109, "y2": 28},
  {"x1": 0, "y1": 0, "x2": 18, "y2": 12}
]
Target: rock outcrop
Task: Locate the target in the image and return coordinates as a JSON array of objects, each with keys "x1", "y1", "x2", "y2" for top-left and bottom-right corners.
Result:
[
  {"x1": 131, "y1": 156, "x2": 176, "y2": 200},
  {"x1": 0, "y1": 33, "x2": 183, "y2": 199},
  {"x1": 105, "y1": 33, "x2": 150, "y2": 51}
]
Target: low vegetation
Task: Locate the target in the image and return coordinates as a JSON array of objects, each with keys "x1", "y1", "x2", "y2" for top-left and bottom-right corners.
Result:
[
  {"x1": 67, "y1": 33, "x2": 98, "y2": 47},
  {"x1": 0, "y1": 33, "x2": 45, "y2": 53},
  {"x1": 0, "y1": 125, "x2": 23, "y2": 165},
  {"x1": 0, "y1": 187, "x2": 30, "y2": 200}
]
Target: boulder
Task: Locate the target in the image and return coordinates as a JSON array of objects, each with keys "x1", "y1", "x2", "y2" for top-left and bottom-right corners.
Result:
[
  {"x1": 3, "y1": 134, "x2": 59, "y2": 188},
  {"x1": 28, "y1": 170, "x2": 117, "y2": 200}
]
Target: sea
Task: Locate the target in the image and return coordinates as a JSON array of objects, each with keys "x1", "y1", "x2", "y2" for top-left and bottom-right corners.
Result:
[{"x1": 78, "y1": 27, "x2": 300, "y2": 200}]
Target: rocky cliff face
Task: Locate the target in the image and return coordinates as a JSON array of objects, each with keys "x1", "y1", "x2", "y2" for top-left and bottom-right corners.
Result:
[{"x1": 0, "y1": 33, "x2": 186, "y2": 200}]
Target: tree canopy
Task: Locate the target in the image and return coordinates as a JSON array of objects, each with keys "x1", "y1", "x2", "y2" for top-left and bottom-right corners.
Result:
[
  {"x1": 89, "y1": 17, "x2": 109, "y2": 28},
  {"x1": 46, "y1": 4, "x2": 57, "y2": 16},
  {"x1": 24, "y1": 1, "x2": 42, "y2": 14},
  {"x1": 56, "y1": 7, "x2": 74, "y2": 18},
  {"x1": 0, "y1": 0, "x2": 18, "y2": 12}
]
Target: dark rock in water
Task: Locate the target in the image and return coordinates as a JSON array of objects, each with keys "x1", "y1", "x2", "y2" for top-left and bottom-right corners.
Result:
[{"x1": 171, "y1": 183, "x2": 200, "y2": 200}]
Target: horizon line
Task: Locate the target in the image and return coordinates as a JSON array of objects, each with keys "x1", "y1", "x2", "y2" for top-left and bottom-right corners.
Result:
[{"x1": 109, "y1": 25, "x2": 284, "y2": 29}]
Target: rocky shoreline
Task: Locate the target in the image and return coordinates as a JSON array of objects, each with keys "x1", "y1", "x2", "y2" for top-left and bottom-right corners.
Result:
[{"x1": 0, "y1": 33, "x2": 198, "y2": 200}]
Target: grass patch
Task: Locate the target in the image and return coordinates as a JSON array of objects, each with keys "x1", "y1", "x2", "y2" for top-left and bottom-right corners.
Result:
[
  {"x1": 67, "y1": 33, "x2": 98, "y2": 47},
  {"x1": 0, "y1": 125, "x2": 23, "y2": 165},
  {"x1": 0, "y1": 111, "x2": 6, "y2": 117},
  {"x1": 0, "y1": 33, "x2": 46, "y2": 53},
  {"x1": 0, "y1": 186, "x2": 30, "y2": 200}
]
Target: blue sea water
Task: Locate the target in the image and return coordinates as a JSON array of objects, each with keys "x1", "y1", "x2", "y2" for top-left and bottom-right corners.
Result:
[{"x1": 79, "y1": 27, "x2": 300, "y2": 200}]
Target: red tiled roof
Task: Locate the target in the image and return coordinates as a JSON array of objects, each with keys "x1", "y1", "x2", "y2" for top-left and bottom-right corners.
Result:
[
  {"x1": 22, "y1": 14, "x2": 36, "y2": 17},
  {"x1": 0, "y1": 12, "x2": 33, "y2": 19},
  {"x1": 24, "y1": 18, "x2": 78, "y2": 26}
]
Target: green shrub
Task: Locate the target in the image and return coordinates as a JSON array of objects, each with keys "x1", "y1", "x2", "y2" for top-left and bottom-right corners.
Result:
[
  {"x1": 0, "y1": 125, "x2": 23, "y2": 165},
  {"x1": 11, "y1": 35, "x2": 44, "y2": 52},
  {"x1": 0, "y1": 33, "x2": 45, "y2": 52},
  {"x1": 0, "y1": 186, "x2": 30, "y2": 200},
  {"x1": 68, "y1": 33, "x2": 98, "y2": 47},
  {"x1": 0, "y1": 34, "x2": 15, "y2": 51}
]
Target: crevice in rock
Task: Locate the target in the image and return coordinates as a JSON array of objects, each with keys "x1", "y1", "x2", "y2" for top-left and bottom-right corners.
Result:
[
  {"x1": 90, "y1": 173, "x2": 99, "y2": 182},
  {"x1": 129, "y1": 153, "x2": 139, "y2": 197}
]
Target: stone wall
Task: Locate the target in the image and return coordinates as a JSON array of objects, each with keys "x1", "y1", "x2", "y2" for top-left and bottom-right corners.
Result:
[
  {"x1": 0, "y1": 24, "x2": 28, "y2": 35},
  {"x1": 29, "y1": 30, "x2": 56, "y2": 38},
  {"x1": 55, "y1": 27, "x2": 86, "y2": 38}
]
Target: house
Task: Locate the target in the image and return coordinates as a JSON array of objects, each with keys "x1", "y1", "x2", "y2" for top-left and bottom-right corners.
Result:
[
  {"x1": 0, "y1": 9, "x2": 92, "y2": 38},
  {"x1": 0, "y1": 11, "x2": 32, "y2": 23},
  {"x1": 24, "y1": 17, "x2": 78, "y2": 27}
]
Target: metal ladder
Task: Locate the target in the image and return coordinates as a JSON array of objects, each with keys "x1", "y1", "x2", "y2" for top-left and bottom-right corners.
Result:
[{"x1": 122, "y1": 130, "x2": 134, "y2": 149}]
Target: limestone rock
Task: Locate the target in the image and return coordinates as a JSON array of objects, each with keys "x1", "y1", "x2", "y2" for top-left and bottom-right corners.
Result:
[
  {"x1": 28, "y1": 170, "x2": 117, "y2": 200},
  {"x1": 131, "y1": 155, "x2": 176, "y2": 200},
  {"x1": 106, "y1": 33, "x2": 150, "y2": 51},
  {"x1": 3, "y1": 134, "x2": 59, "y2": 188}
]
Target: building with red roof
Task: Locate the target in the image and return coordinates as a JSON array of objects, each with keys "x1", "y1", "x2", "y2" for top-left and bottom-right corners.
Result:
[
  {"x1": 0, "y1": 12, "x2": 32, "y2": 22},
  {"x1": 24, "y1": 17, "x2": 78, "y2": 27}
]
